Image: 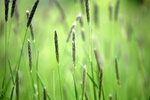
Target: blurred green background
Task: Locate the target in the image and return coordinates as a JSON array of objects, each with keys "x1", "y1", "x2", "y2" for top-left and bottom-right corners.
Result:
[{"x1": 0, "y1": 0, "x2": 150, "y2": 100}]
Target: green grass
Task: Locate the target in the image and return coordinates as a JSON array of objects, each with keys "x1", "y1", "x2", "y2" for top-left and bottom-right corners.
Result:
[{"x1": 0, "y1": 0, "x2": 150, "y2": 100}]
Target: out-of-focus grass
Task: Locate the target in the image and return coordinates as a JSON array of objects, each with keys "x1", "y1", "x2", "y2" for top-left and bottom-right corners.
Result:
[{"x1": 0, "y1": 0, "x2": 150, "y2": 100}]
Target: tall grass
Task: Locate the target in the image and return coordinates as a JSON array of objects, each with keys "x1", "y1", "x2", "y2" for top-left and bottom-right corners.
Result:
[{"x1": 0, "y1": 0, "x2": 149, "y2": 100}]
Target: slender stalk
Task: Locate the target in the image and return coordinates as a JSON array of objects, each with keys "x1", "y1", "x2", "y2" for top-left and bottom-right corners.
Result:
[
  {"x1": 58, "y1": 64, "x2": 63, "y2": 100},
  {"x1": 16, "y1": 28, "x2": 28, "y2": 76},
  {"x1": 10, "y1": 85, "x2": 15, "y2": 100},
  {"x1": 115, "y1": 57, "x2": 120, "y2": 85},
  {"x1": 82, "y1": 65, "x2": 87, "y2": 100},
  {"x1": 36, "y1": 72, "x2": 52, "y2": 100},
  {"x1": 98, "y1": 68, "x2": 103, "y2": 100},
  {"x1": 16, "y1": 71, "x2": 19, "y2": 100},
  {"x1": 29, "y1": 71, "x2": 36, "y2": 99},
  {"x1": 90, "y1": 61, "x2": 97, "y2": 100},
  {"x1": 36, "y1": 51, "x2": 40, "y2": 100},
  {"x1": 53, "y1": 71, "x2": 55, "y2": 100},
  {"x1": 3, "y1": 22, "x2": 8, "y2": 90},
  {"x1": 8, "y1": 60, "x2": 15, "y2": 85},
  {"x1": 7, "y1": 19, "x2": 12, "y2": 48},
  {"x1": 72, "y1": 73, "x2": 78, "y2": 100}
]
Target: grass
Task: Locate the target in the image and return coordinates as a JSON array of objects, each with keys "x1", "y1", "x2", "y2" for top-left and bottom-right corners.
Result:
[{"x1": 0, "y1": 0, "x2": 150, "y2": 100}]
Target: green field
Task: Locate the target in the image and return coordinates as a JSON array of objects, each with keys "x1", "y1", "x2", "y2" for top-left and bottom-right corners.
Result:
[{"x1": 0, "y1": 0, "x2": 150, "y2": 100}]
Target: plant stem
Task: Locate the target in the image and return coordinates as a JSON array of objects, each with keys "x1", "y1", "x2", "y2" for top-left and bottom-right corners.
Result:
[
  {"x1": 53, "y1": 71, "x2": 55, "y2": 100},
  {"x1": 90, "y1": 61, "x2": 97, "y2": 100},
  {"x1": 15, "y1": 28, "x2": 28, "y2": 83},
  {"x1": 36, "y1": 51, "x2": 40, "y2": 100},
  {"x1": 58, "y1": 63, "x2": 63, "y2": 100},
  {"x1": 3, "y1": 22, "x2": 8, "y2": 90}
]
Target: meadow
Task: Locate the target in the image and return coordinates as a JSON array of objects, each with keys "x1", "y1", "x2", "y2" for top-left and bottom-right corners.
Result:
[{"x1": 0, "y1": 0, "x2": 150, "y2": 100}]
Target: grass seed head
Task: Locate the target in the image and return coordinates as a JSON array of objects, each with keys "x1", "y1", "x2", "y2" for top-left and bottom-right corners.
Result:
[
  {"x1": 115, "y1": 57, "x2": 120, "y2": 85},
  {"x1": 10, "y1": 0, "x2": 17, "y2": 18},
  {"x1": 94, "y1": 2, "x2": 99, "y2": 26},
  {"x1": 72, "y1": 29, "x2": 76, "y2": 67},
  {"x1": 27, "y1": 0, "x2": 39, "y2": 27},
  {"x1": 4, "y1": 0, "x2": 10, "y2": 22},
  {"x1": 66, "y1": 22, "x2": 76, "y2": 42},
  {"x1": 76, "y1": 13, "x2": 82, "y2": 22},
  {"x1": 28, "y1": 39, "x2": 32, "y2": 72},
  {"x1": 54, "y1": 30, "x2": 59, "y2": 63},
  {"x1": 26, "y1": 10, "x2": 35, "y2": 41},
  {"x1": 79, "y1": 15, "x2": 84, "y2": 27},
  {"x1": 114, "y1": 0, "x2": 120, "y2": 21},
  {"x1": 85, "y1": 0, "x2": 90, "y2": 24},
  {"x1": 94, "y1": 48, "x2": 101, "y2": 72}
]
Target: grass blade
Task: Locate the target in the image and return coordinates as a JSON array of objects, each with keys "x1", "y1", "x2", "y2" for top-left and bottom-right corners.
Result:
[
  {"x1": 87, "y1": 72, "x2": 98, "y2": 89},
  {"x1": 72, "y1": 74, "x2": 78, "y2": 100},
  {"x1": 90, "y1": 61, "x2": 97, "y2": 100},
  {"x1": 8, "y1": 60, "x2": 15, "y2": 85},
  {"x1": 10, "y1": 86, "x2": 15, "y2": 100}
]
